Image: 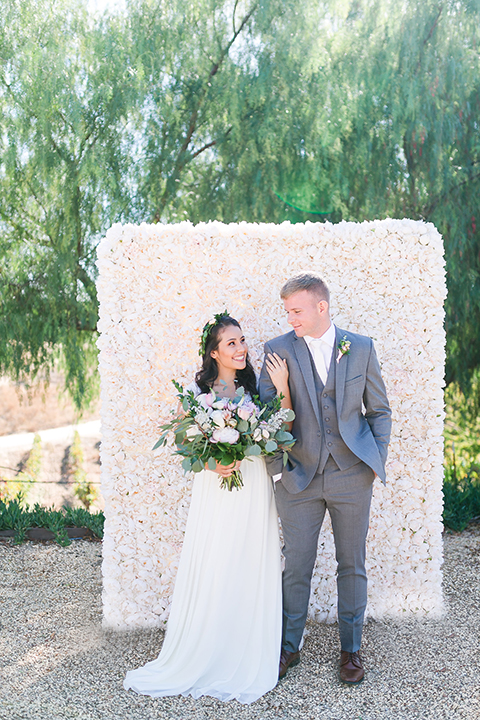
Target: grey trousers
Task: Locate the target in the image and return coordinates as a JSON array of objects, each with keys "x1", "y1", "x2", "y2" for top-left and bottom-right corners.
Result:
[{"x1": 274, "y1": 456, "x2": 374, "y2": 654}]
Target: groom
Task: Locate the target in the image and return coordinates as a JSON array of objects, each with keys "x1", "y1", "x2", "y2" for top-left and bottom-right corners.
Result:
[{"x1": 259, "y1": 273, "x2": 391, "y2": 684}]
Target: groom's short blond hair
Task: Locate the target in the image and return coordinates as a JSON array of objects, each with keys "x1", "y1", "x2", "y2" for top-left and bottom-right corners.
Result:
[{"x1": 280, "y1": 274, "x2": 330, "y2": 304}]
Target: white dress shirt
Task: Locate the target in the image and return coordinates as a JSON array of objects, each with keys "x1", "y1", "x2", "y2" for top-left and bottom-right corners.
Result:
[
  {"x1": 304, "y1": 323, "x2": 336, "y2": 385},
  {"x1": 272, "y1": 324, "x2": 336, "y2": 482}
]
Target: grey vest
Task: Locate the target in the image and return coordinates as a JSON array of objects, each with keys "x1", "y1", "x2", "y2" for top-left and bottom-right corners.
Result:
[{"x1": 310, "y1": 350, "x2": 359, "y2": 474}]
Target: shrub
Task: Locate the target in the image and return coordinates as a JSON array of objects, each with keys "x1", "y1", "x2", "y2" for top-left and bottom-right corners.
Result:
[{"x1": 0, "y1": 495, "x2": 104, "y2": 545}]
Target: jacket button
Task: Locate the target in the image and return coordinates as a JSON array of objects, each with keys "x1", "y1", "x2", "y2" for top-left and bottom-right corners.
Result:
[
  {"x1": 324, "y1": 405, "x2": 328, "y2": 409},
  {"x1": 327, "y1": 442, "x2": 332, "y2": 447}
]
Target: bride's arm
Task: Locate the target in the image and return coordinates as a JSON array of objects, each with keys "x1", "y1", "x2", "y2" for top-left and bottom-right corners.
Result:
[{"x1": 264, "y1": 352, "x2": 293, "y2": 430}]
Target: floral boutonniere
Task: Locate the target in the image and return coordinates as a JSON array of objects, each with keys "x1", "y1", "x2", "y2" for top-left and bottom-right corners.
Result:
[{"x1": 336, "y1": 335, "x2": 351, "y2": 364}]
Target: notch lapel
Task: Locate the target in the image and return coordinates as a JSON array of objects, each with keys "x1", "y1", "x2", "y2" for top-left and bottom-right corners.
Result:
[
  {"x1": 334, "y1": 326, "x2": 348, "y2": 416},
  {"x1": 293, "y1": 336, "x2": 321, "y2": 426}
]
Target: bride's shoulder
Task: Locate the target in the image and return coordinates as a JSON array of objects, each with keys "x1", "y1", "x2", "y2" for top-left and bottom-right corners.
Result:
[{"x1": 184, "y1": 380, "x2": 202, "y2": 397}]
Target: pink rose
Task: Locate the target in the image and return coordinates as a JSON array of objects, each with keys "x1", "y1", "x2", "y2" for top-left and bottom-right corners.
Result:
[
  {"x1": 198, "y1": 392, "x2": 215, "y2": 409},
  {"x1": 237, "y1": 402, "x2": 257, "y2": 421}
]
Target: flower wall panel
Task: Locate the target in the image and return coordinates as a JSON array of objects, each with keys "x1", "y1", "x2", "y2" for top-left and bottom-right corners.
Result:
[{"x1": 96, "y1": 219, "x2": 446, "y2": 628}]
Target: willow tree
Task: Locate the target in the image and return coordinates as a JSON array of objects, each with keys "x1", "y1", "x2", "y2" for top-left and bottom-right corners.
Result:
[
  {"x1": 1, "y1": 0, "x2": 480, "y2": 406},
  {"x1": 0, "y1": 0, "x2": 332, "y2": 407},
  {"x1": 0, "y1": 0, "x2": 139, "y2": 406},
  {"x1": 289, "y1": 0, "x2": 480, "y2": 392}
]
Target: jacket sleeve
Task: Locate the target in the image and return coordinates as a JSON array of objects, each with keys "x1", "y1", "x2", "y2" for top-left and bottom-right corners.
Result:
[{"x1": 363, "y1": 340, "x2": 392, "y2": 468}]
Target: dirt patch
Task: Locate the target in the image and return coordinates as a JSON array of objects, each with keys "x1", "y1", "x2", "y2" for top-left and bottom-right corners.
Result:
[
  {"x1": 0, "y1": 375, "x2": 103, "y2": 511},
  {"x1": 0, "y1": 436, "x2": 104, "y2": 511},
  {"x1": 0, "y1": 373, "x2": 100, "y2": 436}
]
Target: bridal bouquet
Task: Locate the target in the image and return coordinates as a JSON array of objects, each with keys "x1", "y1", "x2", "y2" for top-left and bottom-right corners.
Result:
[{"x1": 154, "y1": 381, "x2": 295, "y2": 491}]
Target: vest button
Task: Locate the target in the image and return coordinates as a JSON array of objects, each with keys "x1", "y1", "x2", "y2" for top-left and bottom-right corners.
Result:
[
  {"x1": 325, "y1": 417, "x2": 330, "y2": 422},
  {"x1": 323, "y1": 393, "x2": 328, "y2": 398},
  {"x1": 327, "y1": 429, "x2": 332, "y2": 434},
  {"x1": 324, "y1": 405, "x2": 328, "y2": 409},
  {"x1": 327, "y1": 442, "x2": 333, "y2": 446}
]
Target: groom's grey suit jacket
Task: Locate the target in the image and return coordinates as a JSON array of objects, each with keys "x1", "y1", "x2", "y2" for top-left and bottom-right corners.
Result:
[{"x1": 258, "y1": 326, "x2": 391, "y2": 493}]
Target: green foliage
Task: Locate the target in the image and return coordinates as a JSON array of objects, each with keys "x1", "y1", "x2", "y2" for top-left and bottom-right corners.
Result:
[
  {"x1": 443, "y1": 465, "x2": 480, "y2": 532},
  {"x1": 1, "y1": 0, "x2": 480, "y2": 405},
  {"x1": 443, "y1": 375, "x2": 480, "y2": 531},
  {"x1": 0, "y1": 0, "x2": 137, "y2": 406},
  {"x1": 0, "y1": 494, "x2": 105, "y2": 545},
  {"x1": 0, "y1": 433, "x2": 42, "y2": 501},
  {"x1": 304, "y1": 0, "x2": 480, "y2": 395},
  {"x1": 69, "y1": 430, "x2": 98, "y2": 510},
  {"x1": 444, "y1": 373, "x2": 480, "y2": 471}
]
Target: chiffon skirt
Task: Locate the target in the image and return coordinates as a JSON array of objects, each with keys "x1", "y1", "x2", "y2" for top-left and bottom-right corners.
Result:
[{"x1": 123, "y1": 456, "x2": 282, "y2": 704}]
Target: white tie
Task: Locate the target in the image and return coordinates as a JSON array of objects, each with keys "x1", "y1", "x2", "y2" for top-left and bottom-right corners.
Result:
[{"x1": 311, "y1": 339, "x2": 329, "y2": 385}]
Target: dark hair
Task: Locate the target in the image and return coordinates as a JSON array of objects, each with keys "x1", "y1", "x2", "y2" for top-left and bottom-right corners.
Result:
[{"x1": 195, "y1": 315, "x2": 257, "y2": 396}]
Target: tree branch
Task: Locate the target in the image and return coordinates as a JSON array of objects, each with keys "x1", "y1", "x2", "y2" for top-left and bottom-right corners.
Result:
[
  {"x1": 77, "y1": 266, "x2": 97, "y2": 303},
  {"x1": 415, "y1": 4, "x2": 443, "y2": 73},
  {"x1": 153, "y1": 2, "x2": 258, "y2": 219},
  {"x1": 424, "y1": 171, "x2": 480, "y2": 217},
  {"x1": 233, "y1": 0, "x2": 240, "y2": 34},
  {"x1": 190, "y1": 126, "x2": 233, "y2": 161}
]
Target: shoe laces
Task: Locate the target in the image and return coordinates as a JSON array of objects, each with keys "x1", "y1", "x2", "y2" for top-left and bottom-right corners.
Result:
[{"x1": 342, "y1": 651, "x2": 362, "y2": 667}]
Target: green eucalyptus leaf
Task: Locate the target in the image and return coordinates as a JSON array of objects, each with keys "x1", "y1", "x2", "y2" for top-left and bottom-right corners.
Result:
[
  {"x1": 276, "y1": 430, "x2": 293, "y2": 443},
  {"x1": 237, "y1": 419, "x2": 249, "y2": 433},
  {"x1": 265, "y1": 439, "x2": 278, "y2": 452}
]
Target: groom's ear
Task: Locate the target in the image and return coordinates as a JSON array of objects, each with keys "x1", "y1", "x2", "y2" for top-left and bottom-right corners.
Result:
[{"x1": 317, "y1": 300, "x2": 329, "y2": 315}]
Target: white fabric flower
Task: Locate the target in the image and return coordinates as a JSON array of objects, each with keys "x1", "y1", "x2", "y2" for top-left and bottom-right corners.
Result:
[{"x1": 97, "y1": 218, "x2": 445, "y2": 628}]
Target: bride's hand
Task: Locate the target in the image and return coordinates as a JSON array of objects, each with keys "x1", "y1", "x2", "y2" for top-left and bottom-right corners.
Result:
[
  {"x1": 265, "y1": 352, "x2": 289, "y2": 395},
  {"x1": 214, "y1": 460, "x2": 242, "y2": 477}
]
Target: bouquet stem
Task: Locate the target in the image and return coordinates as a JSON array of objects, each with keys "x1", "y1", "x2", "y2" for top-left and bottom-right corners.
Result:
[{"x1": 220, "y1": 469, "x2": 244, "y2": 492}]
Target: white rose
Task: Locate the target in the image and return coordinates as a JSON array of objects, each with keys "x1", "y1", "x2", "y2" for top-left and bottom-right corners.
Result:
[
  {"x1": 211, "y1": 427, "x2": 240, "y2": 444},
  {"x1": 210, "y1": 410, "x2": 225, "y2": 428}
]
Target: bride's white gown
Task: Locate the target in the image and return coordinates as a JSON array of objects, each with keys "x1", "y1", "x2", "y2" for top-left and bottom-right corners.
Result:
[{"x1": 124, "y1": 425, "x2": 282, "y2": 704}]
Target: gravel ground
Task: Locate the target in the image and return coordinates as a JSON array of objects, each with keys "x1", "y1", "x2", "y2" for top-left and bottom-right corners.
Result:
[{"x1": 1, "y1": 529, "x2": 479, "y2": 720}]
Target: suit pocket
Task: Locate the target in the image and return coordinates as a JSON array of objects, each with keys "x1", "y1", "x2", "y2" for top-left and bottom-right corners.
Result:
[{"x1": 345, "y1": 374, "x2": 363, "y2": 386}]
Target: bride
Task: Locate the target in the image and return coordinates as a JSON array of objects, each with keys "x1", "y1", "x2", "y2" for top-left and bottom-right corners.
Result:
[{"x1": 124, "y1": 313, "x2": 293, "y2": 704}]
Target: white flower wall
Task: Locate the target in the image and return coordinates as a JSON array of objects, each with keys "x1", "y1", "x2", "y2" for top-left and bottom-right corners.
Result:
[{"x1": 96, "y1": 219, "x2": 446, "y2": 629}]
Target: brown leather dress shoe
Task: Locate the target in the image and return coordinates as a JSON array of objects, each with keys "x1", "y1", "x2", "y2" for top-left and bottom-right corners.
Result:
[
  {"x1": 339, "y1": 651, "x2": 364, "y2": 684},
  {"x1": 279, "y1": 649, "x2": 301, "y2": 679}
]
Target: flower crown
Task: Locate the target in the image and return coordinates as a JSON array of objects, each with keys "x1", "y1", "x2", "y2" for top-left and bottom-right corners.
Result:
[{"x1": 199, "y1": 311, "x2": 230, "y2": 357}]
